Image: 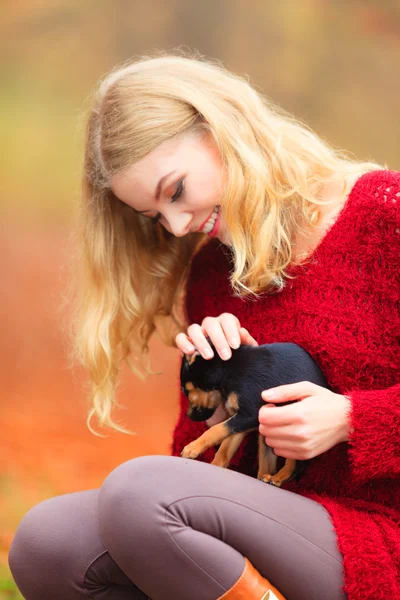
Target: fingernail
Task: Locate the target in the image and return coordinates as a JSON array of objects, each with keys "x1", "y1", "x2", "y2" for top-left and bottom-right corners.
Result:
[
  {"x1": 263, "y1": 389, "x2": 276, "y2": 399},
  {"x1": 221, "y1": 348, "x2": 231, "y2": 360},
  {"x1": 203, "y1": 347, "x2": 213, "y2": 358},
  {"x1": 231, "y1": 337, "x2": 240, "y2": 349}
]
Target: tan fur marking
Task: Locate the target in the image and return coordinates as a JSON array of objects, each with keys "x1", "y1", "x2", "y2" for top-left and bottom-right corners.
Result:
[
  {"x1": 188, "y1": 388, "x2": 206, "y2": 407},
  {"x1": 226, "y1": 392, "x2": 239, "y2": 416},
  {"x1": 181, "y1": 422, "x2": 230, "y2": 460},
  {"x1": 257, "y1": 435, "x2": 278, "y2": 480},
  {"x1": 185, "y1": 352, "x2": 198, "y2": 366},
  {"x1": 188, "y1": 388, "x2": 222, "y2": 410},
  {"x1": 207, "y1": 389, "x2": 222, "y2": 409},
  {"x1": 186, "y1": 382, "x2": 194, "y2": 391},
  {"x1": 212, "y1": 431, "x2": 247, "y2": 468},
  {"x1": 261, "y1": 458, "x2": 297, "y2": 488}
]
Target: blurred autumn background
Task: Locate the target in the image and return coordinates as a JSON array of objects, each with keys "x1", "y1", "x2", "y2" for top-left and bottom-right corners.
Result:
[{"x1": 1, "y1": 1, "x2": 400, "y2": 597}]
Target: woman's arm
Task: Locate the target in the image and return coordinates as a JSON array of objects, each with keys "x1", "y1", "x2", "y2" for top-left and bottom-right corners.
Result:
[
  {"x1": 259, "y1": 381, "x2": 400, "y2": 485},
  {"x1": 345, "y1": 383, "x2": 400, "y2": 485}
]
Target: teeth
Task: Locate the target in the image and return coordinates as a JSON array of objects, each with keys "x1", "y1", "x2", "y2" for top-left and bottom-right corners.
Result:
[
  {"x1": 202, "y1": 219, "x2": 215, "y2": 233},
  {"x1": 201, "y1": 205, "x2": 219, "y2": 233}
]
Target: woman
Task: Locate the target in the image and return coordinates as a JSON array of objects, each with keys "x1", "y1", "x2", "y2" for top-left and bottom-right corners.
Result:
[{"x1": 9, "y1": 53, "x2": 400, "y2": 600}]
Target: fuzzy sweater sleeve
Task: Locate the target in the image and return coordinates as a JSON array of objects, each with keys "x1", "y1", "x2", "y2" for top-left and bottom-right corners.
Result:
[{"x1": 345, "y1": 384, "x2": 400, "y2": 485}]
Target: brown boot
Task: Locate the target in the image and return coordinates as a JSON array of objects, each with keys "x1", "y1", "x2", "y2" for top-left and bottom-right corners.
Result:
[{"x1": 217, "y1": 558, "x2": 286, "y2": 599}]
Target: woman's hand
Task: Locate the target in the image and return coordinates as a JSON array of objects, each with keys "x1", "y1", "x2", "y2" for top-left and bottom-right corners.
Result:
[
  {"x1": 176, "y1": 313, "x2": 258, "y2": 427},
  {"x1": 258, "y1": 381, "x2": 352, "y2": 460},
  {"x1": 175, "y1": 313, "x2": 258, "y2": 361}
]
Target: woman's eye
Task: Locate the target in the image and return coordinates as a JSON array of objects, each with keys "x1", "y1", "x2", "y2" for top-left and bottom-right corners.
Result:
[
  {"x1": 172, "y1": 178, "x2": 184, "y2": 202},
  {"x1": 151, "y1": 178, "x2": 185, "y2": 225}
]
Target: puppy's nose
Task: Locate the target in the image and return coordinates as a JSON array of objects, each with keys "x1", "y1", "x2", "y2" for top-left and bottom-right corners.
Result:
[{"x1": 188, "y1": 406, "x2": 216, "y2": 422}]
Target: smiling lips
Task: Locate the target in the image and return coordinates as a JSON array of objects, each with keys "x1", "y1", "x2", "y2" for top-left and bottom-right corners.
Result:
[{"x1": 198, "y1": 205, "x2": 220, "y2": 233}]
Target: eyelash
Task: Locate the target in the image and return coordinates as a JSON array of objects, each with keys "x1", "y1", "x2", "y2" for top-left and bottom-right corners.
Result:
[{"x1": 151, "y1": 179, "x2": 185, "y2": 225}]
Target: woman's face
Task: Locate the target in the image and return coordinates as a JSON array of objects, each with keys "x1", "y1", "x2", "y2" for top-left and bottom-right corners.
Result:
[{"x1": 110, "y1": 131, "x2": 230, "y2": 245}]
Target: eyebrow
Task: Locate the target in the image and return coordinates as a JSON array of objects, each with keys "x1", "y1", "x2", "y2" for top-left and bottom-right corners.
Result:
[{"x1": 135, "y1": 170, "x2": 176, "y2": 214}]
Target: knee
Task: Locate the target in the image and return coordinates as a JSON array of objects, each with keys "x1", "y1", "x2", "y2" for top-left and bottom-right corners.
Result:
[
  {"x1": 9, "y1": 497, "x2": 65, "y2": 598},
  {"x1": 98, "y1": 455, "x2": 187, "y2": 541},
  {"x1": 100, "y1": 455, "x2": 174, "y2": 514},
  {"x1": 99, "y1": 455, "x2": 217, "y2": 519},
  {"x1": 9, "y1": 491, "x2": 99, "y2": 600}
]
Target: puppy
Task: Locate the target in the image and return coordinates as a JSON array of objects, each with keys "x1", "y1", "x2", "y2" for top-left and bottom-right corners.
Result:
[{"x1": 180, "y1": 341, "x2": 330, "y2": 487}]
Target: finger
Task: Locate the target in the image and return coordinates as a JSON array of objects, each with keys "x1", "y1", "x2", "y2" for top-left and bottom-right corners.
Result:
[
  {"x1": 218, "y1": 313, "x2": 242, "y2": 350},
  {"x1": 175, "y1": 332, "x2": 196, "y2": 354},
  {"x1": 259, "y1": 404, "x2": 298, "y2": 428},
  {"x1": 259, "y1": 424, "x2": 289, "y2": 440},
  {"x1": 268, "y1": 447, "x2": 298, "y2": 460},
  {"x1": 201, "y1": 316, "x2": 232, "y2": 361},
  {"x1": 186, "y1": 323, "x2": 215, "y2": 359},
  {"x1": 261, "y1": 381, "x2": 320, "y2": 403},
  {"x1": 239, "y1": 327, "x2": 258, "y2": 347}
]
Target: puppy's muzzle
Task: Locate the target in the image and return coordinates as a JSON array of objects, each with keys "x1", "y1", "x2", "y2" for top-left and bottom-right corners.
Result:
[{"x1": 188, "y1": 406, "x2": 216, "y2": 422}]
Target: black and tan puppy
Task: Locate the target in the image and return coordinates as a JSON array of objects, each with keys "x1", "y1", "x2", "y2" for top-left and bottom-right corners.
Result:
[{"x1": 180, "y1": 341, "x2": 330, "y2": 487}]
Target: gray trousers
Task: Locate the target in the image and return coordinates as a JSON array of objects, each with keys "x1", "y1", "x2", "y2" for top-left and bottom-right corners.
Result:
[{"x1": 9, "y1": 455, "x2": 346, "y2": 600}]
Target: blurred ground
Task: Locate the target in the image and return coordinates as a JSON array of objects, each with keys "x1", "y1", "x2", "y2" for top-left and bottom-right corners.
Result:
[{"x1": 0, "y1": 219, "x2": 180, "y2": 597}]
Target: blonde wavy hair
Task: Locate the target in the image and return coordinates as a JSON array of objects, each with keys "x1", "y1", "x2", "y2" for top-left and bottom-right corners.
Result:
[{"x1": 72, "y1": 50, "x2": 383, "y2": 433}]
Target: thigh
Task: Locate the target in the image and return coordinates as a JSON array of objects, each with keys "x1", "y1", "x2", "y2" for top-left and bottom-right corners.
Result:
[
  {"x1": 99, "y1": 456, "x2": 346, "y2": 600},
  {"x1": 9, "y1": 489, "x2": 146, "y2": 600}
]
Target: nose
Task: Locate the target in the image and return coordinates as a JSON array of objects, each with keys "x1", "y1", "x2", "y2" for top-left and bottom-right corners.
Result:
[
  {"x1": 188, "y1": 406, "x2": 216, "y2": 422},
  {"x1": 164, "y1": 208, "x2": 192, "y2": 237}
]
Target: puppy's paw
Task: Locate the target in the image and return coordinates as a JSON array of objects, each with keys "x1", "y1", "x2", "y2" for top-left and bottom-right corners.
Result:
[
  {"x1": 181, "y1": 443, "x2": 200, "y2": 460},
  {"x1": 259, "y1": 473, "x2": 282, "y2": 487}
]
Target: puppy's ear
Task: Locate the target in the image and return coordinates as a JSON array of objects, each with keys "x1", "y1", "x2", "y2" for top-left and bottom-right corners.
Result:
[{"x1": 185, "y1": 350, "x2": 200, "y2": 366}]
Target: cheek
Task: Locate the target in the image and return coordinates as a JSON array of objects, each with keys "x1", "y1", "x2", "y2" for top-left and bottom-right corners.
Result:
[{"x1": 189, "y1": 169, "x2": 223, "y2": 208}]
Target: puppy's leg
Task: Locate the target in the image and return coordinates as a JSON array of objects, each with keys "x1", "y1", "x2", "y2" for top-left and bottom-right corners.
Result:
[
  {"x1": 257, "y1": 435, "x2": 278, "y2": 480},
  {"x1": 212, "y1": 431, "x2": 247, "y2": 468},
  {"x1": 181, "y1": 422, "x2": 230, "y2": 460},
  {"x1": 262, "y1": 458, "x2": 297, "y2": 488}
]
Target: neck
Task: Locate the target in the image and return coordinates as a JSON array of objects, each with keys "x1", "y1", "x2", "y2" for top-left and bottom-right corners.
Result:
[{"x1": 292, "y1": 171, "x2": 365, "y2": 262}]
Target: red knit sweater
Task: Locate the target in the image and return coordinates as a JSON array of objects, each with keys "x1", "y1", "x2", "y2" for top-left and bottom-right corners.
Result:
[{"x1": 171, "y1": 170, "x2": 400, "y2": 600}]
